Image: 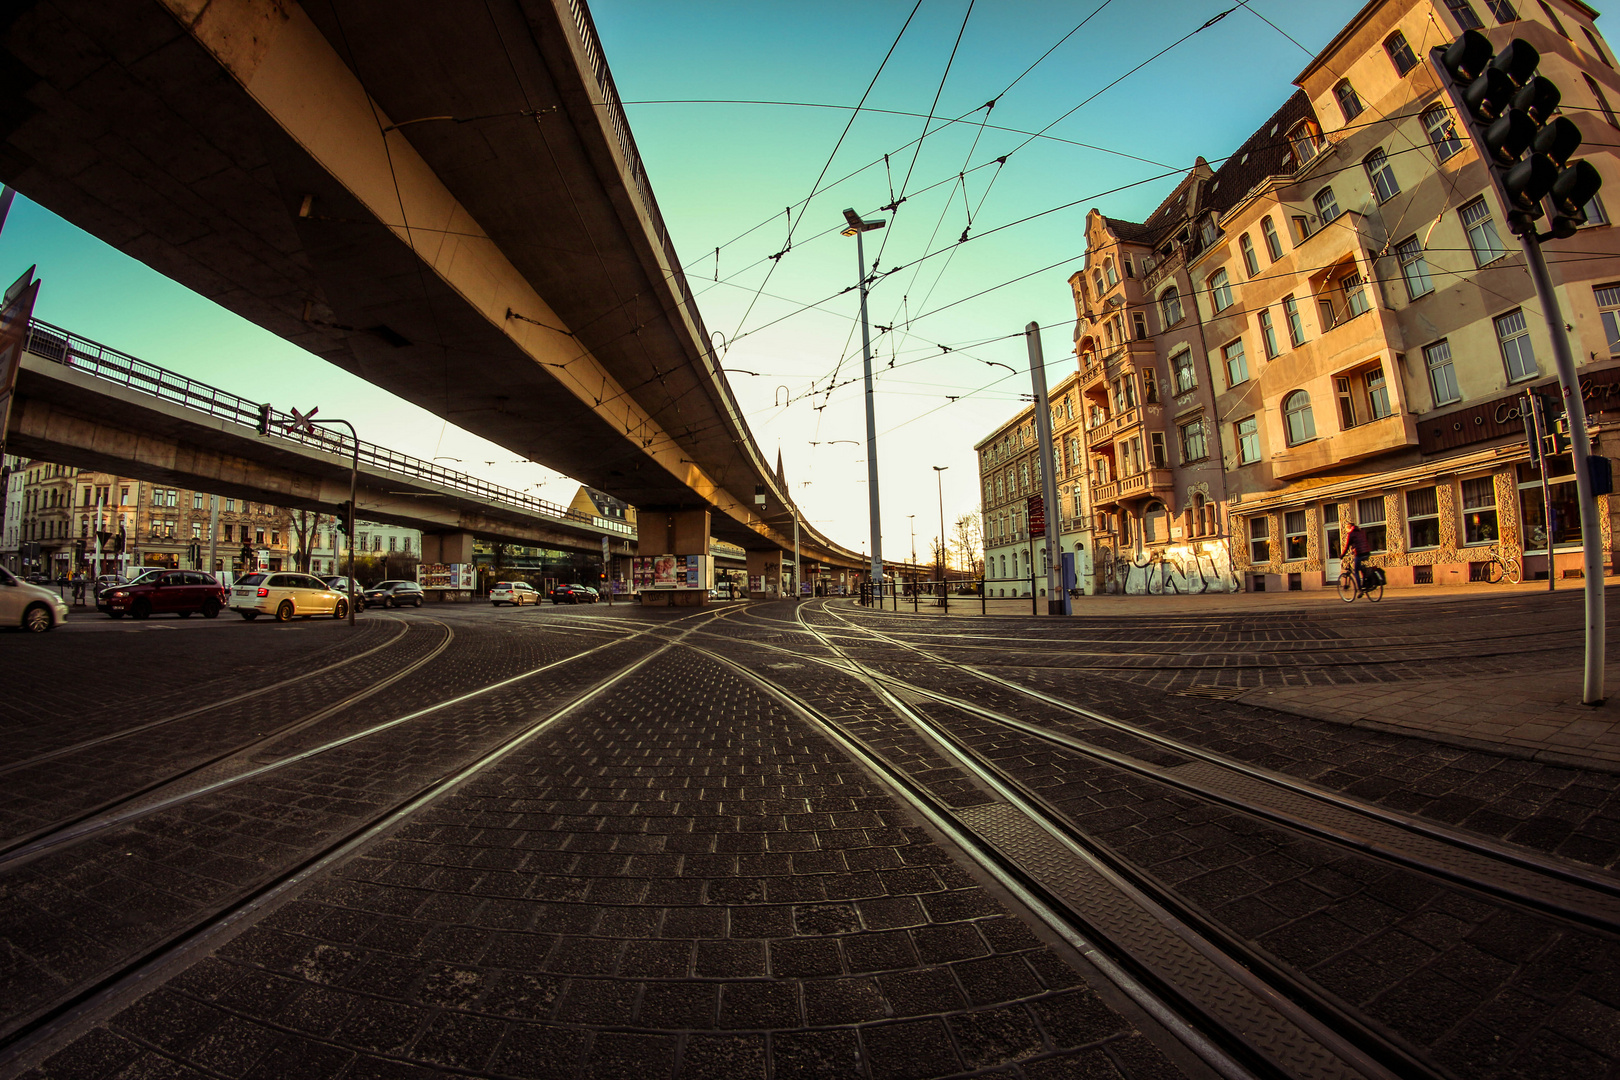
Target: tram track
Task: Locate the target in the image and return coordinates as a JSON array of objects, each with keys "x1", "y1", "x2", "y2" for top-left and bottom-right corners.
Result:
[
  {"x1": 0, "y1": 606, "x2": 734, "y2": 1061},
  {"x1": 677, "y1": 598, "x2": 1620, "y2": 1079}
]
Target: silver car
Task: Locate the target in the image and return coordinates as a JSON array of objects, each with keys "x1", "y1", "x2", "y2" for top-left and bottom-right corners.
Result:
[{"x1": 0, "y1": 566, "x2": 70, "y2": 632}]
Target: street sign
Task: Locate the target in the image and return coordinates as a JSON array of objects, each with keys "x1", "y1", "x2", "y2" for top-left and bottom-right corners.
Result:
[
  {"x1": 287, "y1": 405, "x2": 319, "y2": 435},
  {"x1": 1026, "y1": 494, "x2": 1046, "y2": 533}
]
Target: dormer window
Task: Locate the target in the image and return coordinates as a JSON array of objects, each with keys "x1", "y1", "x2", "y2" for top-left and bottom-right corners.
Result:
[
  {"x1": 1200, "y1": 219, "x2": 1218, "y2": 247},
  {"x1": 1288, "y1": 120, "x2": 1324, "y2": 167}
]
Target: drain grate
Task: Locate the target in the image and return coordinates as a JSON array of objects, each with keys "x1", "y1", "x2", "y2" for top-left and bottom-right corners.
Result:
[{"x1": 1174, "y1": 684, "x2": 1251, "y2": 700}]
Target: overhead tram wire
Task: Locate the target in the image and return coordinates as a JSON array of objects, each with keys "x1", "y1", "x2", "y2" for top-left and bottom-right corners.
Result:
[{"x1": 725, "y1": 0, "x2": 922, "y2": 345}]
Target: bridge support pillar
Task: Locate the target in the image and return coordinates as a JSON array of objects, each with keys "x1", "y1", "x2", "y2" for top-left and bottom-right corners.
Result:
[
  {"x1": 423, "y1": 531, "x2": 475, "y2": 565},
  {"x1": 747, "y1": 550, "x2": 784, "y2": 600},
  {"x1": 638, "y1": 509, "x2": 710, "y2": 606}
]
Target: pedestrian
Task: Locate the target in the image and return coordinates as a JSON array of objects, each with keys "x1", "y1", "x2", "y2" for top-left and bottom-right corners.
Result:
[{"x1": 1345, "y1": 521, "x2": 1372, "y2": 590}]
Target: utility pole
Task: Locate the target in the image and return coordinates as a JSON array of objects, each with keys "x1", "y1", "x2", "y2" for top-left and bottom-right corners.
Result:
[
  {"x1": 1026, "y1": 322, "x2": 1067, "y2": 615},
  {"x1": 842, "y1": 208, "x2": 887, "y2": 601},
  {"x1": 207, "y1": 493, "x2": 219, "y2": 577}
]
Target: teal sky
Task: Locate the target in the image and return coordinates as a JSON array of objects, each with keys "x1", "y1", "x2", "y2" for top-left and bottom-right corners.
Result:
[{"x1": 4, "y1": 0, "x2": 1606, "y2": 558}]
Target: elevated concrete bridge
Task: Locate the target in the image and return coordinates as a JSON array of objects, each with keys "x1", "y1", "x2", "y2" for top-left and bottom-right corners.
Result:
[{"x1": 0, "y1": 0, "x2": 867, "y2": 587}]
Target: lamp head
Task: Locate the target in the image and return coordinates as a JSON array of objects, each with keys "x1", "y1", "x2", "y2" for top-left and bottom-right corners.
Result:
[{"x1": 840, "y1": 208, "x2": 886, "y2": 236}]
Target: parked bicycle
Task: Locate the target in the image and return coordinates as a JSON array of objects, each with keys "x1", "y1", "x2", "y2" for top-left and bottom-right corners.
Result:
[
  {"x1": 1481, "y1": 542, "x2": 1523, "y2": 584},
  {"x1": 1337, "y1": 555, "x2": 1384, "y2": 603}
]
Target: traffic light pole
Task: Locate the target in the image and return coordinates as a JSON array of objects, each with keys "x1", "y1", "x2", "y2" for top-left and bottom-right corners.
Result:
[{"x1": 1521, "y1": 235, "x2": 1605, "y2": 702}]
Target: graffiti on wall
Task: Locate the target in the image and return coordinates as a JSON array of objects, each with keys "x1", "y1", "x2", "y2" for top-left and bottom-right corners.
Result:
[{"x1": 1097, "y1": 540, "x2": 1238, "y2": 595}]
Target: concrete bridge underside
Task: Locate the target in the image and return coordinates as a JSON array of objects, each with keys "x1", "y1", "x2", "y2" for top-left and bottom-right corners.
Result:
[
  {"x1": 0, "y1": 0, "x2": 864, "y2": 570},
  {"x1": 8, "y1": 352, "x2": 631, "y2": 554}
]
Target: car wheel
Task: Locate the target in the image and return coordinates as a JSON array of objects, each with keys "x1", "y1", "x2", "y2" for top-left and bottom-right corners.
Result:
[
  {"x1": 202, "y1": 599, "x2": 220, "y2": 619},
  {"x1": 414, "y1": 597, "x2": 422, "y2": 608},
  {"x1": 22, "y1": 604, "x2": 53, "y2": 633},
  {"x1": 386, "y1": 596, "x2": 395, "y2": 608},
  {"x1": 241, "y1": 611, "x2": 258, "y2": 620},
  {"x1": 132, "y1": 601, "x2": 151, "y2": 620},
  {"x1": 334, "y1": 599, "x2": 348, "y2": 619},
  {"x1": 178, "y1": 610, "x2": 192, "y2": 619},
  {"x1": 109, "y1": 612, "x2": 124, "y2": 620},
  {"x1": 276, "y1": 601, "x2": 294, "y2": 622}
]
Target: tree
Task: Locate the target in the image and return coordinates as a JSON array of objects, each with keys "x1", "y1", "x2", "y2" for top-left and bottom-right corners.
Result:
[
  {"x1": 952, "y1": 510, "x2": 984, "y2": 577},
  {"x1": 290, "y1": 509, "x2": 328, "y2": 573}
]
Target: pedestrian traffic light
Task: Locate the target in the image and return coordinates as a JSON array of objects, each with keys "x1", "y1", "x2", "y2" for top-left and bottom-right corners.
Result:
[
  {"x1": 1434, "y1": 31, "x2": 1603, "y2": 237},
  {"x1": 256, "y1": 403, "x2": 272, "y2": 436}
]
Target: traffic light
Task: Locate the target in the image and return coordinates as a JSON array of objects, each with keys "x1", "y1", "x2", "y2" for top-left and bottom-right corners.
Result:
[
  {"x1": 240, "y1": 542, "x2": 253, "y2": 567},
  {"x1": 256, "y1": 403, "x2": 272, "y2": 436},
  {"x1": 114, "y1": 527, "x2": 125, "y2": 555},
  {"x1": 335, "y1": 500, "x2": 353, "y2": 535},
  {"x1": 1434, "y1": 31, "x2": 1603, "y2": 237}
]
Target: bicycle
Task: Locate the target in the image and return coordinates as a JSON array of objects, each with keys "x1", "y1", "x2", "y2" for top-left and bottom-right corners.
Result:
[
  {"x1": 1337, "y1": 555, "x2": 1383, "y2": 603},
  {"x1": 1481, "y1": 542, "x2": 1522, "y2": 584}
]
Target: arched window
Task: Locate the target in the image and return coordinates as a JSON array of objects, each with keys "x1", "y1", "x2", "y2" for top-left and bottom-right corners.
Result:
[
  {"x1": 1365, "y1": 148, "x2": 1399, "y2": 202},
  {"x1": 1335, "y1": 79, "x2": 1364, "y2": 122},
  {"x1": 1093, "y1": 270, "x2": 1106, "y2": 296},
  {"x1": 1423, "y1": 104, "x2": 1463, "y2": 159},
  {"x1": 1284, "y1": 390, "x2": 1317, "y2": 445},
  {"x1": 1289, "y1": 120, "x2": 1324, "y2": 165},
  {"x1": 1385, "y1": 31, "x2": 1418, "y2": 74},
  {"x1": 1208, "y1": 269, "x2": 1232, "y2": 312},
  {"x1": 1314, "y1": 186, "x2": 1341, "y2": 224},
  {"x1": 1239, "y1": 234, "x2": 1259, "y2": 277},
  {"x1": 1159, "y1": 285, "x2": 1183, "y2": 329}
]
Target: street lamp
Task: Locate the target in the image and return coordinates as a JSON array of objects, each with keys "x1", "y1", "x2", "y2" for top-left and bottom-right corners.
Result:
[
  {"x1": 842, "y1": 207, "x2": 886, "y2": 599},
  {"x1": 933, "y1": 466, "x2": 948, "y2": 592}
]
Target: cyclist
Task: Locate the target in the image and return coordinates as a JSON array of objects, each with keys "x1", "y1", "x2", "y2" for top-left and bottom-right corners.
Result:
[{"x1": 1345, "y1": 521, "x2": 1372, "y2": 591}]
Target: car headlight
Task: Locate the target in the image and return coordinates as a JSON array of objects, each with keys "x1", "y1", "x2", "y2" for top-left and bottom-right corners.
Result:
[{"x1": 112, "y1": 591, "x2": 128, "y2": 598}]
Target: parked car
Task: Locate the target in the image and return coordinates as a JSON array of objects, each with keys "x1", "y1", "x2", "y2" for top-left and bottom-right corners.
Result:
[
  {"x1": 228, "y1": 571, "x2": 349, "y2": 621},
  {"x1": 363, "y1": 580, "x2": 425, "y2": 608},
  {"x1": 102, "y1": 570, "x2": 227, "y2": 620},
  {"x1": 95, "y1": 568, "x2": 164, "y2": 612},
  {"x1": 490, "y1": 581, "x2": 540, "y2": 606},
  {"x1": 321, "y1": 575, "x2": 366, "y2": 613},
  {"x1": 0, "y1": 566, "x2": 70, "y2": 632},
  {"x1": 549, "y1": 584, "x2": 597, "y2": 605}
]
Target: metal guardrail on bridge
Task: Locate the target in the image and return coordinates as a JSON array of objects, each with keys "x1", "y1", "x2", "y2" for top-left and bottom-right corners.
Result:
[{"x1": 21, "y1": 318, "x2": 634, "y2": 537}]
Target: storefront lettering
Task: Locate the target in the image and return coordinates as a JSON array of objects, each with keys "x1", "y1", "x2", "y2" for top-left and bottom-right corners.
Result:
[{"x1": 1423, "y1": 366, "x2": 1620, "y2": 454}]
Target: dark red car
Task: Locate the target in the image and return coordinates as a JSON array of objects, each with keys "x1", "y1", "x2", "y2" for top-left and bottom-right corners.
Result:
[{"x1": 102, "y1": 570, "x2": 228, "y2": 620}]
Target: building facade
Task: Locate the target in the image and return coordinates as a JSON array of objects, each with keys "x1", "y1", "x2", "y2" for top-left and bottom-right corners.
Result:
[{"x1": 979, "y1": 0, "x2": 1620, "y2": 598}]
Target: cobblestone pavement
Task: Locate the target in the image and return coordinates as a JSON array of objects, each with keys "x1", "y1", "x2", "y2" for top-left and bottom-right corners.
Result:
[{"x1": 6, "y1": 593, "x2": 1620, "y2": 1080}]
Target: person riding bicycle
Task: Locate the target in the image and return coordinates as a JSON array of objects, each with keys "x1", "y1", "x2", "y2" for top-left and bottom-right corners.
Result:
[{"x1": 1345, "y1": 521, "x2": 1372, "y2": 590}]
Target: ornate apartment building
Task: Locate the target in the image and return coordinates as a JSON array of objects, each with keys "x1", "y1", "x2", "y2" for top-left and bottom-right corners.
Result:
[{"x1": 983, "y1": 0, "x2": 1620, "y2": 596}]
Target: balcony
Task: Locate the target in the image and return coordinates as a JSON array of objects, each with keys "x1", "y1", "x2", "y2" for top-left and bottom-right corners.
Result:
[
  {"x1": 1091, "y1": 467, "x2": 1173, "y2": 508},
  {"x1": 1086, "y1": 405, "x2": 1142, "y2": 448},
  {"x1": 1271, "y1": 412, "x2": 1418, "y2": 480}
]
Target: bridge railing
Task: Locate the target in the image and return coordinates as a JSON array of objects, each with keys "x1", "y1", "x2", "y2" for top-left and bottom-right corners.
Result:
[{"x1": 22, "y1": 318, "x2": 633, "y2": 536}]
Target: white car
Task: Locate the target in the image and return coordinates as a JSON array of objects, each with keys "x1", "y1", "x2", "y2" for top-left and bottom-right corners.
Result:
[
  {"x1": 228, "y1": 571, "x2": 349, "y2": 621},
  {"x1": 490, "y1": 581, "x2": 539, "y2": 606},
  {"x1": 0, "y1": 566, "x2": 70, "y2": 632}
]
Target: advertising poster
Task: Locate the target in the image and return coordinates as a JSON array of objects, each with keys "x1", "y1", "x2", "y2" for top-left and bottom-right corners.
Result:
[
  {"x1": 652, "y1": 554, "x2": 678, "y2": 588},
  {"x1": 683, "y1": 554, "x2": 701, "y2": 588}
]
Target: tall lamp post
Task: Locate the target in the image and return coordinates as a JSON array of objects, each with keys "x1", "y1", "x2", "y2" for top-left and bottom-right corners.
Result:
[
  {"x1": 841, "y1": 208, "x2": 886, "y2": 600},
  {"x1": 933, "y1": 466, "x2": 948, "y2": 593}
]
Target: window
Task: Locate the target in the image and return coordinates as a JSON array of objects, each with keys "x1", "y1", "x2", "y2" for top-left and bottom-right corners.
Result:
[
  {"x1": 1366, "y1": 366, "x2": 1392, "y2": 419},
  {"x1": 1142, "y1": 366, "x2": 1159, "y2": 403},
  {"x1": 1259, "y1": 310, "x2": 1280, "y2": 359},
  {"x1": 1093, "y1": 270, "x2": 1105, "y2": 297},
  {"x1": 1239, "y1": 234, "x2": 1259, "y2": 277},
  {"x1": 389, "y1": 536, "x2": 398, "y2": 553},
  {"x1": 1170, "y1": 349, "x2": 1196, "y2": 393},
  {"x1": 1261, "y1": 216, "x2": 1283, "y2": 261},
  {"x1": 1337, "y1": 377, "x2": 1358, "y2": 429},
  {"x1": 1150, "y1": 432, "x2": 1167, "y2": 468},
  {"x1": 1343, "y1": 272, "x2": 1370, "y2": 319},
  {"x1": 1495, "y1": 308, "x2": 1538, "y2": 381},
  {"x1": 1249, "y1": 517, "x2": 1271, "y2": 563},
  {"x1": 1357, "y1": 496, "x2": 1388, "y2": 551},
  {"x1": 1335, "y1": 80, "x2": 1364, "y2": 122},
  {"x1": 193, "y1": 492, "x2": 204, "y2": 510},
  {"x1": 255, "y1": 528, "x2": 266, "y2": 546},
  {"x1": 1461, "y1": 476, "x2": 1499, "y2": 544},
  {"x1": 1236, "y1": 416, "x2": 1260, "y2": 464},
  {"x1": 1519, "y1": 458, "x2": 1582, "y2": 550},
  {"x1": 1132, "y1": 310, "x2": 1148, "y2": 339},
  {"x1": 1284, "y1": 510, "x2": 1308, "y2": 561},
  {"x1": 1386, "y1": 31, "x2": 1419, "y2": 74},
  {"x1": 1582, "y1": 193, "x2": 1608, "y2": 226},
  {"x1": 1284, "y1": 390, "x2": 1316, "y2": 445},
  {"x1": 1425, "y1": 339, "x2": 1461, "y2": 404},
  {"x1": 120, "y1": 486, "x2": 130, "y2": 506},
  {"x1": 1314, "y1": 187, "x2": 1341, "y2": 225},
  {"x1": 1538, "y1": 0, "x2": 1568, "y2": 36},
  {"x1": 1160, "y1": 285, "x2": 1183, "y2": 328},
  {"x1": 226, "y1": 498, "x2": 235, "y2": 511},
  {"x1": 1423, "y1": 104, "x2": 1463, "y2": 159},
  {"x1": 1445, "y1": 0, "x2": 1484, "y2": 29},
  {"x1": 1365, "y1": 149, "x2": 1399, "y2": 202},
  {"x1": 1223, "y1": 338, "x2": 1249, "y2": 385},
  {"x1": 271, "y1": 530, "x2": 280, "y2": 545},
  {"x1": 1596, "y1": 283, "x2": 1620, "y2": 353},
  {"x1": 191, "y1": 521, "x2": 202, "y2": 540},
  {"x1": 1283, "y1": 295, "x2": 1306, "y2": 346},
  {"x1": 224, "y1": 524, "x2": 234, "y2": 541},
  {"x1": 1289, "y1": 120, "x2": 1324, "y2": 166},
  {"x1": 1209, "y1": 269, "x2": 1233, "y2": 312},
  {"x1": 1396, "y1": 236, "x2": 1434, "y2": 298},
  {"x1": 1200, "y1": 218, "x2": 1218, "y2": 248},
  {"x1": 1179, "y1": 417, "x2": 1208, "y2": 462},
  {"x1": 1583, "y1": 26, "x2": 1613, "y2": 68},
  {"x1": 1485, "y1": 0, "x2": 1518, "y2": 19},
  {"x1": 164, "y1": 489, "x2": 177, "y2": 507},
  {"x1": 1293, "y1": 215, "x2": 1312, "y2": 243},
  {"x1": 1407, "y1": 487, "x2": 1440, "y2": 548},
  {"x1": 1583, "y1": 75, "x2": 1620, "y2": 129},
  {"x1": 1460, "y1": 198, "x2": 1506, "y2": 265},
  {"x1": 1105, "y1": 258, "x2": 1118, "y2": 286}
]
